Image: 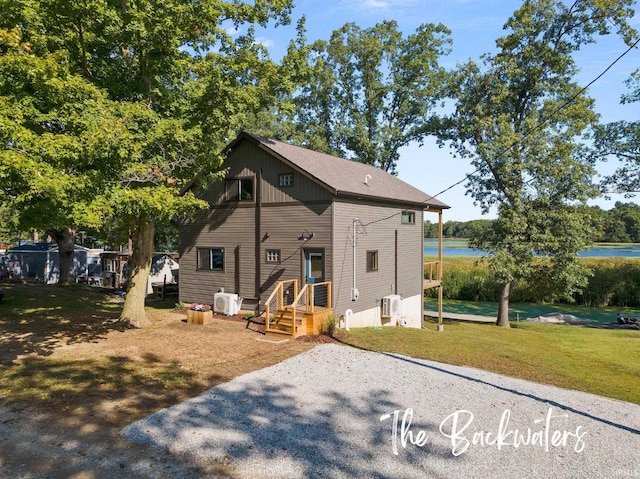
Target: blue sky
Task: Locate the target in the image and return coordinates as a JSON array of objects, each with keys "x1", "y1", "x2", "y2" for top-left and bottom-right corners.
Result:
[{"x1": 255, "y1": 0, "x2": 640, "y2": 221}]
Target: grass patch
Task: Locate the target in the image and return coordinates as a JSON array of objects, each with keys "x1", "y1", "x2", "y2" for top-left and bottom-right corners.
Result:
[
  {"x1": 0, "y1": 354, "x2": 196, "y2": 411},
  {"x1": 424, "y1": 298, "x2": 640, "y2": 325},
  {"x1": 341, "y1": 320, "x2": 640, "y2": 405},
  {"x1": 0, "y1": 282, "x2": 313, "y2": 425}
]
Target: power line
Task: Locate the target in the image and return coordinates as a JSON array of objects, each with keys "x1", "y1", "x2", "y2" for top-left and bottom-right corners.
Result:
[{"x1": 361, "y1": 34, "x2": 640, "y2": 227}]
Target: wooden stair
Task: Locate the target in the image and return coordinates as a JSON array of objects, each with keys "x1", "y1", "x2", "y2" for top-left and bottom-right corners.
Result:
[
  {"x1": 264, "y1": 307, "x2": 296, "y2": 340},
  {"x1": 263, "y1": 280, "x2": 333, "y2": 340}
]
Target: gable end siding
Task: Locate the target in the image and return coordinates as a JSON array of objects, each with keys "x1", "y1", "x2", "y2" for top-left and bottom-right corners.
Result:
[{"x1": 331, "y1": 199, "x2": 423, "y2": 318}]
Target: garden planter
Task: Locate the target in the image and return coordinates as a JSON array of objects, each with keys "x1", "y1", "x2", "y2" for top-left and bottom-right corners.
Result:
[{"x1": 186, "y1": 309, "x2": 214, "y2": 325}]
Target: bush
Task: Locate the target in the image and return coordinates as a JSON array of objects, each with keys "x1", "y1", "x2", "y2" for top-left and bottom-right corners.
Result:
[
  {"x1": 426, "y1": 256, "x2": 640, "y2": 307},
  {"x1": 321, "y1": 313, "x2": 337, "y2": 337}
]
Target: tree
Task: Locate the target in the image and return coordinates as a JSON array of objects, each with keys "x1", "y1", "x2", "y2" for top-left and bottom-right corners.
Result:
[
  {"x1": 0, "y1": 1, "x2": 294, "y2": 326},
  {"x1": 592, "y1": 69, "x2": 640, "y2": 194},
  {"x1": 0, "y1": 26, "x2": 123, "y2": 283},
  {"x1": 253, "y1": 20, "x2": 452, "y2": 173},
  {"x1": 443, "y1": 0, "x2": 636, "y2": 327}
]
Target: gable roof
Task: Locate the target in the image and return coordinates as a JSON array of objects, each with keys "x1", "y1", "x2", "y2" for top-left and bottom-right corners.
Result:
[{"x1": 231, "y1": 132, "x2": 449, "y2": 210}]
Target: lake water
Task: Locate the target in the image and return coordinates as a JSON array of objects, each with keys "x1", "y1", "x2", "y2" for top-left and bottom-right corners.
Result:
[{"x1": 424, "y1": 238, "x2": 640, "y2": 258}]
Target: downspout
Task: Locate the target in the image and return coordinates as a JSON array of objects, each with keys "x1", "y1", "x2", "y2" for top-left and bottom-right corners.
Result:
[
  {"x1": 438, "y1": 209, "x2": 444, "y2": 331},
  {"x1": 351, "y1": 218, "x2": 359, "y2": 301},
  {"x1": 395, "y1": 229, "x2": 398, "y2": 295},
  {"x1": 255, "y1": 169, "x2": 262, "y2": 300}
]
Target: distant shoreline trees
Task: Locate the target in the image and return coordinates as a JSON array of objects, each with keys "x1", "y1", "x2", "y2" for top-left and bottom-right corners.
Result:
[{"x1": 425, "y1": 202, "x2": 640, "y2": 243}]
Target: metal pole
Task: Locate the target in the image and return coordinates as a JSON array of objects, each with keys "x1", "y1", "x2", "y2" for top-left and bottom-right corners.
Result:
[{"x1": 438, "y1": 210, "x2": 444, "y2": 332}]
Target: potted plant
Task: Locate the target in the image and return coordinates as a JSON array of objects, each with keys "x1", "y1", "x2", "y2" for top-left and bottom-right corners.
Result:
[{"x1": 186, "y1": 303, "x2": 213, "y2": 325}]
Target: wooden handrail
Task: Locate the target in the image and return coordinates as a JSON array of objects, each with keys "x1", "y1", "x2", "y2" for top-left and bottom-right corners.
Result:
[
  {"x1": 265, "y1": 280, "x2": 332, "y2": 336},
  {"x1": 264, "y1": 279, "x2": 298, "y2": 333},
  {"x1": 424, "y1": 260, "x2": 442, "y2": 283}
]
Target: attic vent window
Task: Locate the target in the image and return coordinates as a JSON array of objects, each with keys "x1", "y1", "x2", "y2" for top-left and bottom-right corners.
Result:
[{"x1": 279, "y1": 173, "x2": 293, "y2": 187}]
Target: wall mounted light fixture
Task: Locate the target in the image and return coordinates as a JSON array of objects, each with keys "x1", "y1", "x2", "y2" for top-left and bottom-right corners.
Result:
[{"x1": 298, "y1": 231, "x2": 314, "y2": 241}]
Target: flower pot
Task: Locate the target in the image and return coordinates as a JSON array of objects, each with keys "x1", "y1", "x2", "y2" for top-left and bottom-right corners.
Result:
[{"x1": 186, "y1": 309, "x2": 214, "y2": 325}]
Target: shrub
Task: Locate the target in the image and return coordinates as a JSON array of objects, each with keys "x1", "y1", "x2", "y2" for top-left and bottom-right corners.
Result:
[
  {"x1": 427, "y1": 256, "x2": 640, "y2": 307},
  {"x1": 321, "y1": 314, "x2": 337, "y2": 337}
]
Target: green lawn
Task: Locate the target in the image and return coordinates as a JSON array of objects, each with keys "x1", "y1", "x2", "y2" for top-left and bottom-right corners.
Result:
[
  {"x1": 424, "y1": 298, "x2": 640, "y2": 325},
  {"x1": 341, "y1": 319, "x2": 640, "y2": 404}
]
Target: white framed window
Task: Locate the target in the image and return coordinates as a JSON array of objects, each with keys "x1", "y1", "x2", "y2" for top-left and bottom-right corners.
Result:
[
  {"x1": 103, "y1": 259, "x2": 117, "y2": 273},
  {"x1": 197, "y1": 247, "x2": 224, "y2": 271},
  {"x1": 266, "y1": 249, "x2": 281, "y2": 264},
  {"x1": 279, "y1": 173, "x2": 293, "y2": 187}
]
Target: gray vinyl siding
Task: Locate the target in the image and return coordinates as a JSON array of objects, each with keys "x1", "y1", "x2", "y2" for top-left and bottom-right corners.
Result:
[
  {"x1": 331, "y1": 200, "x2": 424, "y2": 317},
  {"x1": 179, "y1": 206, "x2": 256, "y2": 304},
  {"x1": 259, "y1": 202, "x2": 332, "y2": 299},
  {"x1": 180, "y1": 139, "x2": 333, "y2": 305},
  {"x1": 196, "y1": 140, "x2": 332, "y2": 206}
]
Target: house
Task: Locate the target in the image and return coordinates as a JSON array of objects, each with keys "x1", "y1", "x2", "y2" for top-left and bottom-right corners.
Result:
[
  {"x1": 100, "y1": 251, "x2": 130, "y2": 288},
  {"x1": 179, "y1": 132, "x2": 448, "y2": 336},
  {"x1": 100, "y1": 251, "x2": 179, "y2": 295},
  {"x1": 7, "y1": 243, "x2": 99, "y2": 284}
]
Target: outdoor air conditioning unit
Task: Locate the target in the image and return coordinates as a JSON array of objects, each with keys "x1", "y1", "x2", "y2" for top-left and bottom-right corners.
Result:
[
  {"x1": 214, "y1": 292, "x2": 242, "y2": 315},
  {"x1": 381, "y1": 294, "x2": 402, "y2": 321}
]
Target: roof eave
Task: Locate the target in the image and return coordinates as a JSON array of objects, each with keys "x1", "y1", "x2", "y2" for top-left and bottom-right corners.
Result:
[{"x1": 336, "y1": 191, "x2": 449, "y2": 210}]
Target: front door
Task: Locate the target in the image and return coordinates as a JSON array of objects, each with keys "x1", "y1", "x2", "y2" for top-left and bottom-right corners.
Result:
[{"x1": 304, "y1": 249, "x2": 324, "y2": 284}]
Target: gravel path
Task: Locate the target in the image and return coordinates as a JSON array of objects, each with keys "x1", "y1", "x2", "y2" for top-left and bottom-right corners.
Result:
[{"x1": 123, "y1": 343, "x2": 640, "y2": 479}]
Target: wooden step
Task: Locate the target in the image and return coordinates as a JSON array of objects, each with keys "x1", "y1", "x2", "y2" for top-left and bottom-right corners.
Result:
[{"x1": 264, "y1": 328, "x2": 292, "y2": 341}]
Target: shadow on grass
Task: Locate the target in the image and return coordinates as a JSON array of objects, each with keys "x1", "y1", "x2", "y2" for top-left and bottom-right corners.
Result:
[
  {"x1": 0, "y1": 283, "x2": 128, "y2": 363},
  {"x1": 0, "y1": 353, "x2": 214, "y2": 417},
  {"x1": 0, "y1": 352, "x2": 226, "y2": 478}
]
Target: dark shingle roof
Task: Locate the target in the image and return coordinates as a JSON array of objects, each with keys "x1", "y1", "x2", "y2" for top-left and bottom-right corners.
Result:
[
  {"x1": 242, "y1": 132, "x2": 449, "y2": 210},
  {"x1": 9, "y1": 243, "x2": 59, "y2": 252}
]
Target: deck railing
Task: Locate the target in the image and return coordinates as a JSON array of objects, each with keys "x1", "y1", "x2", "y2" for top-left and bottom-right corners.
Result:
[
  {"x1": 291, "y1": 281, "x2": 332, "y2": 336},
  {"x1": 264, "y1": 279, "x2": 298, "y2": 334},
  {"x1": 424, "y1": 260, "x2": 442, "y2": 287}
]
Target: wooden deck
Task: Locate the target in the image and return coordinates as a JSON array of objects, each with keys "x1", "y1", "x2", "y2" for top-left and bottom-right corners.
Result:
[
  {"x1": 264, "y1": 280, "x2": 333, "y2": 340},
  {"x1": 265, "y1": 306, "x2": 333, "y2": 340}
]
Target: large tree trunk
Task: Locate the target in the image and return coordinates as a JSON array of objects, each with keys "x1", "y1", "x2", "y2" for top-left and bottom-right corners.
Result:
[
  {"x1": 120, "y1": 219, "x2": 155, "y2": 328},
  {"x1": 496, "y1": 281, "x2": 511, "y2": 328},
  {"x1": 47, "y1": 227, "x2": 76, "y2": 284}
]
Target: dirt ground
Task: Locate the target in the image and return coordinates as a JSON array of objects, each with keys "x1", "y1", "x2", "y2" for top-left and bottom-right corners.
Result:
[{"x1": 0, "y1": 287, "x2": 333, "y2": 478}]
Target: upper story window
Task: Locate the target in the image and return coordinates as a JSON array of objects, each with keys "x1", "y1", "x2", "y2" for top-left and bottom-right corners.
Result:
[
  {"x1": 279, "y1": 173, "x2": 293, "y2": 187},
  {"x1": 401, "y1": 211, "x2": 415, "y2": 224},
  {"x1": 226, "y1": 177, "x2": 254, "y2": 201}
]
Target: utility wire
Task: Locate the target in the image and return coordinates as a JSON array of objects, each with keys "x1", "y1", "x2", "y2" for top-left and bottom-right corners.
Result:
[
  {"x1": 361, "y1": 34, "x2": 640, "y2": 228},
  {"x1": 432, "y1": 35, "x2": 640, "y2": 199}
]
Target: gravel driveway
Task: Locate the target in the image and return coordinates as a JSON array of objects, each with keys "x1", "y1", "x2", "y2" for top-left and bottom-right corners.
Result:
[{"x1": 124, "y1": 343, "x2": 640, "y2": 478}]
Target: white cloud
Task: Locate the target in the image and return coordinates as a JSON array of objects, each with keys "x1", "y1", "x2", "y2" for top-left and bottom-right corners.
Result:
[
  {"x1": 256, "y1": 37, "x2": 275, "y2": 48},
  {"x1": 350, "y1": 0, "x2": 420, "y2": 10}
]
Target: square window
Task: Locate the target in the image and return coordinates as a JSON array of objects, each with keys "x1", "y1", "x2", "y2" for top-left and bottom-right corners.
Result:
[
  {"x1": 401, "y1": 211, "x2": 415, "y2": 224},
  {"x1": 197, "y1": 248, "x2": 224, "y2": 271},
  {"x1": 226, "y1": 178, "x2": 254, "y2": 201},
  {"x1": 366, "y1": 250, "x2": 378, "y2": 272},
  {"x1": 279, "y1": 173, "x2": 293, "y2": 187},
  {"x1": 266, "y1": 249, "x2": 281, "y2": 263}
]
